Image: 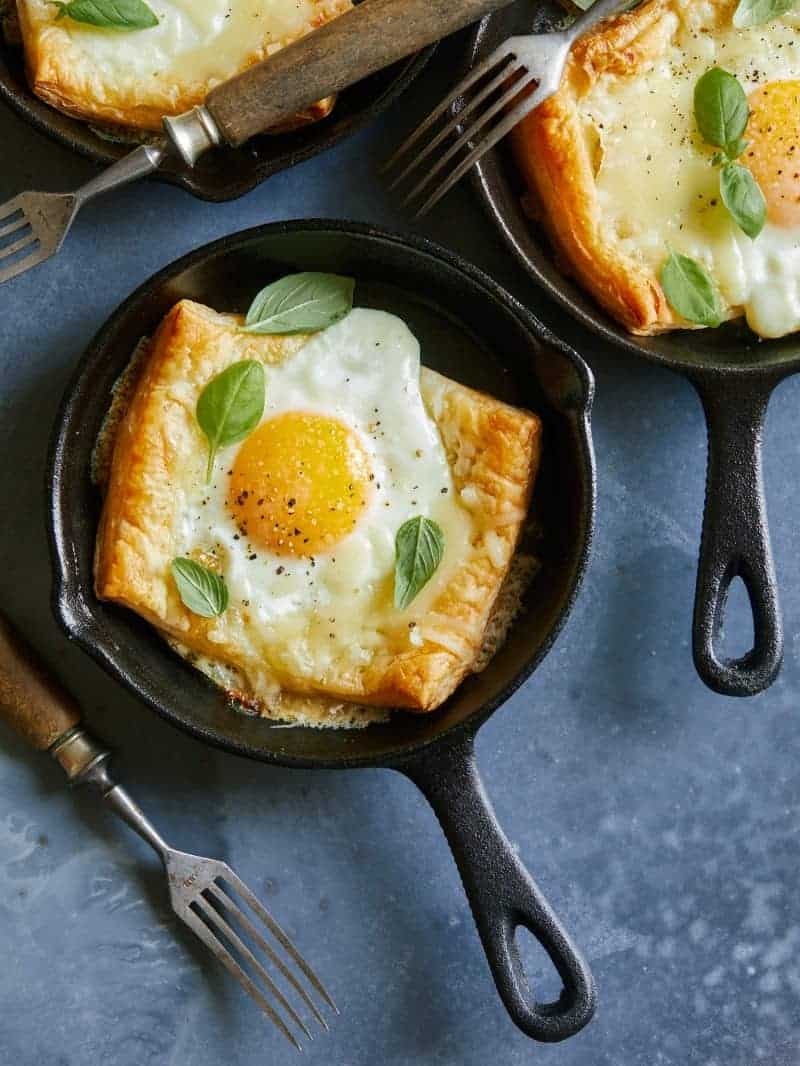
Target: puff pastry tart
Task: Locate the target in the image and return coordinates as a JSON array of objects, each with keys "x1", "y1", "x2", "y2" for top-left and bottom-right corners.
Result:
[
  {"x1": 512, "y1": 0, "x2": 800, "y2": 338},
  {"x1": 94, "y1": 299, "x2": 542, "y2": 727},
  {"x1": 16, "y1": 0, "x2": 352, "y2": 131}
]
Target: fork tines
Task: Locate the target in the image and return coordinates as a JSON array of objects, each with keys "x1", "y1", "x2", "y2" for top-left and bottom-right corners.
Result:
[
  {"x1": 384, "y1": 47, "x2": 541, "y2": 217},
  {"x1": 0, "y1": 195, "x2": 47, "y2": 284},
  {"x1": 184, "y1": 865, "x2": 337, "y2": 1051}
]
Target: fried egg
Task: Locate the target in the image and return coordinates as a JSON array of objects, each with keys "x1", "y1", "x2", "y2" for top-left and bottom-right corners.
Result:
[
  {"x1": 17, "y1": 0, "x2": 351, "y2": 129},
  {"x1": 583, "y1": 3, "x2": 800, "y2": 337},
  {"x1": 94, "y1": 299, "x2": 543, "y2": 724},
  {"x1": 177, "y1": 310, "x2": 472, "y2": 681}
]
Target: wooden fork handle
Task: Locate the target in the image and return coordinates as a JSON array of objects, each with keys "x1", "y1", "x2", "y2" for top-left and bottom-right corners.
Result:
[
  {"x1": 0, "y1": 614, "x2": 80, "y2": 751},
  {"x1": 206, "y1": 0, "x2": 513, "y2": 147}
]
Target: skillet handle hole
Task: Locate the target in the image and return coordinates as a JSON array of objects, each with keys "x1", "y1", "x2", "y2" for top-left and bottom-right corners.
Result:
[
  {"x1": 715, "y1": 572, "x2": 756, "y2": 664},
  {"x1": 691, "y1": 368, "x2": 783, "y2": 696},
  {"x1": 513, "y1": 924, "x2": 567, "y2": 1011}
]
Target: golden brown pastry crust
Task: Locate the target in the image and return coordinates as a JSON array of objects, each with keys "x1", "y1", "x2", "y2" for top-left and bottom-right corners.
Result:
[
  {"x1": 95, "y1": 300, "x2": 542, "y2": 715},
  {"x1": 511, "y1": 0, "x2": 738, "y2": 336},
  {"x1": 16, "y1": 0, "x2": 351, "y2": 131}
]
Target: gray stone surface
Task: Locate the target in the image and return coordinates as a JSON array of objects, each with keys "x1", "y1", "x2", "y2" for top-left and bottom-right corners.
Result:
[{"x1": 1, "y1": 34, "x2": 800, "y2": 1066}]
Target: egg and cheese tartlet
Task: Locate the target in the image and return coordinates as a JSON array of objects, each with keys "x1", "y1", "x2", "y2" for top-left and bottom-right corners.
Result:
[
  {"x1": 16, "y1": 0, "x2": 351, "y2": 131},
  {"x1": 512, "y1": 0, "x2": 800, "y2": 337},
  {"x1": 94, "y1": 300, "x2": 542, "y2": 728}
]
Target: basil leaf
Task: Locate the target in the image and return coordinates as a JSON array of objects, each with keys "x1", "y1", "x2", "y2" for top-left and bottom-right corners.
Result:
[
  {"x1": 394, "y1": 516, "x2": 445, "y2": 610},
  {"x1": 242, "y1": 273, "x2": 355, "y2": 335},
  {"x1": 660, "y1": 250, "x2": 722, "y2": 328},
  {"x1": 51, "y1": 0, "x2": 158, "y2": 29},
  {"x1": 720, "y1": 162, "x2": 767, "y2": 239},
  {"x1": 196, "y1": 360, "x2": 265, "y2": 482},
  {"x1": 171, "y1": 558, "x2": 228, "y2": 618},
  {"x1": 694, "y1": 68, "x2": 749, "y2": 151},
  {"x1": 733, "y1": 0, "x2": 795, "y2": 27},
  {"x1": 725, "y1": 137, "x2": 750, "y2": 161}
]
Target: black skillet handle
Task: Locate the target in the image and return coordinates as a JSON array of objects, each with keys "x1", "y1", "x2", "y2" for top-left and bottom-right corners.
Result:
[
  {"x1": 690, "y1": 370, "x2": 783, "y2": 696},
  {"x1": 401, "y1": 732, "x2": 595, "y2": 1042}
]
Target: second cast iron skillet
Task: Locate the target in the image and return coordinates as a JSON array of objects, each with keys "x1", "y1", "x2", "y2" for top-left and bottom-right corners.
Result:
[
  {"x1": 468, "y1": 0, "x2": 800, "y2": 698},
  {"x1": 48, "y1": 220, "x2": 597, "y2": 1042}
]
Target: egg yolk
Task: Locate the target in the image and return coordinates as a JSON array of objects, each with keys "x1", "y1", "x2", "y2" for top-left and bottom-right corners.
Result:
[
  {"x1": 746, "y1": 80, "x2": 800, "y2": 227},
  {"x1": 227, "y1": 412, "x2": 372, "y2": 557}
]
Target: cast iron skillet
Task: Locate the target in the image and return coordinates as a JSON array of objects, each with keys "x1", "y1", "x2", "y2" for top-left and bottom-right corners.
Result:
[
  {"x1": 467, "y1": 1, "x2": 800, "y2": 698},
  {"x1": 0, "y1": 17, "x2": 432, "y2": 202},
  {"x1": 48, "y1": 220, "x2": 597, "y2": 1042}
]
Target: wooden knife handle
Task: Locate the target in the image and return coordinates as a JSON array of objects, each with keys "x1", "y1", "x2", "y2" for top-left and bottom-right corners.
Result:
[
  {"x1": 206, "y1": 0, "x2": 513, "y2": 147},
  {"x1": 0, "y1": 615, "x2": 81, "y2": 751}
]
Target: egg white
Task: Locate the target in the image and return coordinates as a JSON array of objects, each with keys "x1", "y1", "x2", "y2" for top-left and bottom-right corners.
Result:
[
  {"x1": 175, "y1": 309, "x2": 472, "y2": 683},
  {"x1": 582, "y1": 5, "x2": 800, "y2": 338}
]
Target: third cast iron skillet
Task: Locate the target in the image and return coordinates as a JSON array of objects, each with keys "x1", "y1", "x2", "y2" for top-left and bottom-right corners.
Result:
[
  {"x1": 48, "y1": 220, "x2": 597, "y2": 1042},
  {"x1": 468, "y1": 0, "x2": 800, "y2": 698},
  {"x1": 0, "y1": 13, "x2": 432, "y2": 202}
]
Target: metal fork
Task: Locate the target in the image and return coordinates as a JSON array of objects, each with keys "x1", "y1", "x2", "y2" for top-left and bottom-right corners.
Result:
[
  {"x1": 0, "y1": 615, "x2": 335, "y2": 1051},
  {"x1": 0, "y1": 143, "x2": 167, "y2": 284},
  {"x1": 384, "y1": 0, "x2": 633, "y2": 216}
]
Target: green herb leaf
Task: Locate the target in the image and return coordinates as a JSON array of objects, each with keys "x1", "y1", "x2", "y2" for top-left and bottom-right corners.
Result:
[
  {"x1": 242, "y1": 273, "x2": 355, "y2": 335},
  {"x1": 196, "y1": 360, "x2": 265, "y2": 482},
  {"x1": 394, "y1": 516, "x2": 445, "y2": 610},
  {"x1": 51, "y1": 0, "x2": 158, "y2": 29},
  {"x1": 720, "y1": 162, "x2": 767, "y2": 239},
  {"x1": 171, "y1": 558, "x2": 228, "y2": 618},
  {"x1": 733, "y1": 0, "x2": 796, "y2": 27},
  {"x1": 725, "y1": 137, "x2": 750, "y2": 161},
  {"x1": 660, "y1": 249, "x2": 723, "y2": 328},
  {"x1": 694, "y1": 68, "x2": 749, "y2": 151},
  {"x1": 711, "y1": 141, "x2": 749, "y2": 166}
]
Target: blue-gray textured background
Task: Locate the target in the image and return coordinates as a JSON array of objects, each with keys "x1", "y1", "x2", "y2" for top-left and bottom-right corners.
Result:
[{"x1": 1, "y1": 33, "x2": 799, "y2": 1066}]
